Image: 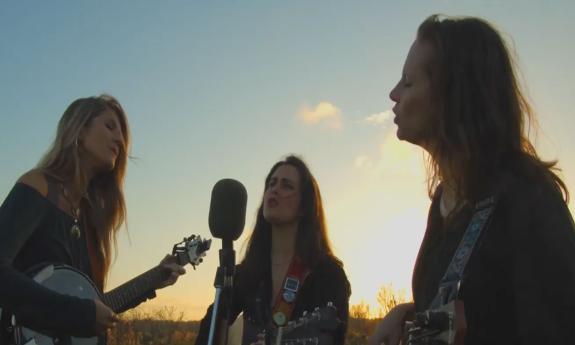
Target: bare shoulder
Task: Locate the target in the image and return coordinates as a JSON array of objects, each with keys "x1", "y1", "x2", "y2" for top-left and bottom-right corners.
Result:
[{"x1": 17, "y1": 169, "x2": 49, "y2": 197}]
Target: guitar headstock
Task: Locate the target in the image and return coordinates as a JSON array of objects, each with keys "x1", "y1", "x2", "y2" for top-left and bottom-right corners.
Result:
[
  {"x1": 266, "y1": 302, "x2": 340, "y2": 345},
  {"x1": 172, "y1": 235, "x2": 212, "y2": 268},
  {"x1": 284, "y1": 302, "x2": 339, "y2": 334}
]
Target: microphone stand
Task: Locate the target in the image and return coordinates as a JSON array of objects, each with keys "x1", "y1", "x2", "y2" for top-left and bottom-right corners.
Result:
[{"x1": 207, "y1": 239, "x2": 235, "y2": 345}]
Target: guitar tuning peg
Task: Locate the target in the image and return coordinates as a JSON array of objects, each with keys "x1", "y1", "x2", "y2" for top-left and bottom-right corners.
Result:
[
  {"x1": 314, "y1": 307, "x2": 319, "y2": 311},
  {"x1": 327, "y1": 301, "x2": 334, "y2": 307},
  {"x1": 303, "y1": 311, "x2": 308, "y2": 316}
]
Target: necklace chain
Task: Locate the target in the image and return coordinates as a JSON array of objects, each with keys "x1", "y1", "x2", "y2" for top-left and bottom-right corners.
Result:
[{"x1": 60, "y1": 183, "x2": 82, "y2": 239}]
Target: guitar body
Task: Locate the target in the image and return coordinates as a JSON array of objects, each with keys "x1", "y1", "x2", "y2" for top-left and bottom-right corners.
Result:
[{"x1": 15, "y1": 264, "x2": 101, "y2": 345}]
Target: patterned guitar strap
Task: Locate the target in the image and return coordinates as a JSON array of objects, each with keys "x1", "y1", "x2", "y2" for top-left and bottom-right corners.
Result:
[
  {"x1": 270, "y1": 256, "x2": 310, "y2": 327},
  {"x1": 430, "y1": 195, "x2": 498, "y2": 309}
]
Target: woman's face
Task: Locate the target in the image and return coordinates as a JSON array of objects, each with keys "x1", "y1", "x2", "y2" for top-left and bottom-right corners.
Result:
[
  {"x1": 263, "y1": 164, "x2": 302, "y2": 227},
  {"x1": 389, "y1": 39, "x2": 438, "y2": 150},
  {"x1": 79, "y1": 108, "x2": 125, "y2": 173}
]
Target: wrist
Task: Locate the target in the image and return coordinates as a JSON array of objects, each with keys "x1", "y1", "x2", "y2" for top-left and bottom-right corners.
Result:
[{"x1": 396, "y1": 302, "x2": 415, "y2": 321}]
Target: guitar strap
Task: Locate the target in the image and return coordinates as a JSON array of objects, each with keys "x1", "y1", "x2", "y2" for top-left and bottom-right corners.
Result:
[
  {"x1": 270, "y1": 256, "x2": 309, "y2": 327},
  {"x1": 429, "y1": 195, "x2": 498, "y2": 309}
]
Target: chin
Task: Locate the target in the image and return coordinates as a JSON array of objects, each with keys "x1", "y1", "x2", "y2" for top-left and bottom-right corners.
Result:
[
  {"x1": 264, "y1": 214, "x2": 295, "y2": 227},
  {"x1": 264, "y1": 215, "x2": 280, "y2": 225},
  {"x1": 396, "y1": 128, "x2": 407, "y2": 141},
  {"x1": 263, "y1": 212, "x2": 279, "y2": 223},
  {"x1": 97, "y1": 159, "x2": 116, "y2": 173}
]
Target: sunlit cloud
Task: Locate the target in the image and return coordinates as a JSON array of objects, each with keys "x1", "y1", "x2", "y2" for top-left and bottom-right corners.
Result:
[
  {"x1": 298, "y1": 101, "x2": 342, "y2": 130},
  {"x1": 354, "y1": 126, "x2": 424, "y2": 177},
  {"x1": 361, "y1": 110, "x2": 393, "y2": 126},
  {"x1": 354, "y1": 155, "x2": 374, "y2": 169}
]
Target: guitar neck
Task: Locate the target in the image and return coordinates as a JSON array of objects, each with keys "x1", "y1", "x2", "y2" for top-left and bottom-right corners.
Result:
[{"x1": 102, "y1": 266, "x2": 167, "y2": 313}]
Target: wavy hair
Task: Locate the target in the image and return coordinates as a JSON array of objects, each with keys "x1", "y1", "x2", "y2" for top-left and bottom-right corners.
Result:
[
  {"x1": 417, "y1": 14, "x2": 568, "y2": 202},
  {"x1": 37, "y1": 94, "x2": 130, "y2": 289}
]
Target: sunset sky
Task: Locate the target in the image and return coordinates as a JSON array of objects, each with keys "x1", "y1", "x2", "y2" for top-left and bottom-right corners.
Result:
[{"x1": 1, "y1": 1, "x2": 574, "y2": 320}]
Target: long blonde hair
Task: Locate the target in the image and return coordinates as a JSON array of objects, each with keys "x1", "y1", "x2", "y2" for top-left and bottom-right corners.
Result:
[{"x1": 37, "y1": 94, "x2": 131, "y2": 289}]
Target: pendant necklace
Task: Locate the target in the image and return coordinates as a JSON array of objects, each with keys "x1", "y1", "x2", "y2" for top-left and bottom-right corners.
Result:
[{"x1": 61, "y1": 184, "x2": 82, "y2": 239}]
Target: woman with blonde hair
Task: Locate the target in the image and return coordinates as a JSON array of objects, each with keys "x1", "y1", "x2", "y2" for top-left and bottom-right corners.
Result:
[{"x1": 0, "y1": 95, "x2": 185, "y2": 343}]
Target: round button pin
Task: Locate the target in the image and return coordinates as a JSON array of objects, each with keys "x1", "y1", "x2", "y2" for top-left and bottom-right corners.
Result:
[{"x1": 273, "y1": 311, "x2": 286, "y2": 326}]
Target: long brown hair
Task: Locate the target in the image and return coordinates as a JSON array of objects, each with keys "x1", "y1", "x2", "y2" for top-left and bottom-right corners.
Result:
[
  {"x1": 417, "y1": 14, "x2": 568, "y2": 202},
  {"x1": 37, "y1": 94, "x2": 131, "y2": 289},
  {"x1": 240, "y1": 155, "x2": 340, "y2": 286}
]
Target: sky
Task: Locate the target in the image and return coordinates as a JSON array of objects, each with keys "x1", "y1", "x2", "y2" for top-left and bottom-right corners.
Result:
[{"x1": 1, "y1": 1, "x2": 574, "y2": 320}]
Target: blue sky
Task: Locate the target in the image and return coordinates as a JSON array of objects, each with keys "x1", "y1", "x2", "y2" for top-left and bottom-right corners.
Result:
[{"x1": 1, "y1": 1, "x2": 574, "y2": 319}]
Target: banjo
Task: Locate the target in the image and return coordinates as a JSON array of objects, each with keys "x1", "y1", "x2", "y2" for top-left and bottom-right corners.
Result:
[{"x1": 2, "y1": 235, "x2": 211, "y2": 345}]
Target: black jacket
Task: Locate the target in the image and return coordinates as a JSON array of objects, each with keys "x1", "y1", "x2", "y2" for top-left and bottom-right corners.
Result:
[
  {"x1": 195, "y1": 256, "x2": 351, "y2": 345},
  {"x1": 413, "y1": 172, "x2": 575, "y2": 344}
]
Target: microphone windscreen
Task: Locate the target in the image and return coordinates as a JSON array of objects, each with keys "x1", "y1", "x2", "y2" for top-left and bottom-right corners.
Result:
[{"x1": 208, "y1": 179, "x2": 247, "y2": 241}]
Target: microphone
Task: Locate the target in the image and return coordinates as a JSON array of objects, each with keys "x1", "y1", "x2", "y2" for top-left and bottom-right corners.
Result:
[
  {"x1": 206, "y1": 179, "x2": 247, "y2": 345},
  {"x1": 208, "y1": 178, "x2": 247, "y2": 242}
]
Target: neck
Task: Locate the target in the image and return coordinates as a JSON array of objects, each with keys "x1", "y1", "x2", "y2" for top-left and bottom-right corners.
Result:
[
  {"x1": 270, "y1": 222, "x2": 297, "y2": 264},
  {"x1": 65, "y1": 171, "x2": 92, "y2": 207},
  {"x1": 74, "y1": 158, "x2": 100, "y2": 199},
  {"x1": 80, "y1": 159, "x2": 97, "y2": 185},
  {"x1": 440, "y1": 181, "x2": 461, "y2": 218}
]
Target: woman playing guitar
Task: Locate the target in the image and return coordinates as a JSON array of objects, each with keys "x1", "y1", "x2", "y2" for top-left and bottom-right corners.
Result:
[
  {"x1": 0, "y1": 95, "x2": 186, "y2": 344},
  {"x1": 369, "y1": 15, "x2": 575, "y2": 345}
]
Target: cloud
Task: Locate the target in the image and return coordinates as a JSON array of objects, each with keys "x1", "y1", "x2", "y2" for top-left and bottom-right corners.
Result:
[
  {"x1": 298, "y1": 102, "x2": 342, "y2": 130},
  {"x1": 354, "y1": 126, "x2": 424, "y2": 177},
  {"x1": 354, "y1": 155, "x2": 374, "y2": 169},
  {"x1": 362, "y1": 110, "x2": 393, "y2": 126}
]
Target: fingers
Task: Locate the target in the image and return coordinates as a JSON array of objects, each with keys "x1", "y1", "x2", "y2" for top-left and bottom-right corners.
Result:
[
  {"x1": 160, "y1": 254, "x2": 177, "y2": 265},
  {"x1": 170, "y1": 263, "x2": 186, "y2": 275},
  {"x1": 160, "y1": 255, "x2": 186, "y2": 276},
  {"x1": 250, "y1": 333, "x2": 265, "y2": 345},
  {"x1": 104, "y1": 311, "x2": 119, "y2": 333},
  {"x1": 94, "y1": 299, "x2": 120, "y2": 334},
  {"x1": 165, "y1": 263, "x2": 186, "y2": 277},
  {"x1": 110, "y1": 310, "x2": 120, "y2": 323},
  {"x1": 156, "y1": 261, "x2": 187, "y2": 289}
]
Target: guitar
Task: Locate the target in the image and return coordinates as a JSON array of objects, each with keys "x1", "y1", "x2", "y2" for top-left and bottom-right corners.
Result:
[
  {"x1": 228, "y1": 303, "x2": 340, "y2": 345},
  {"x1": 3, "y1": 235, "x2": 211, "y2": 345},
  {"x1": 404, "y1": 300, "x2": 466, "y2": 345}
]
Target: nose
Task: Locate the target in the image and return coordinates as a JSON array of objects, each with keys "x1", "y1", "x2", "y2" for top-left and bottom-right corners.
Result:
[
  {"x1": 269, "y1": 185, "x2": 279, "y2": 195},
  {"x1": 113, "y1": 133, "x2": 125, "y2": 151},
  {"x1": 389, "y1": 83, "x2": 400, "y2": 103},
  {"x1": 267, "y1": 183, "x2": 280, "y2": 196}
]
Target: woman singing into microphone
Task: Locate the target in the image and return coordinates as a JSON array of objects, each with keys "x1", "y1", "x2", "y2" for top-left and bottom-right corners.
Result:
[{"x1": 196, "y1": 155, "x2": 351, "y2": 345}]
